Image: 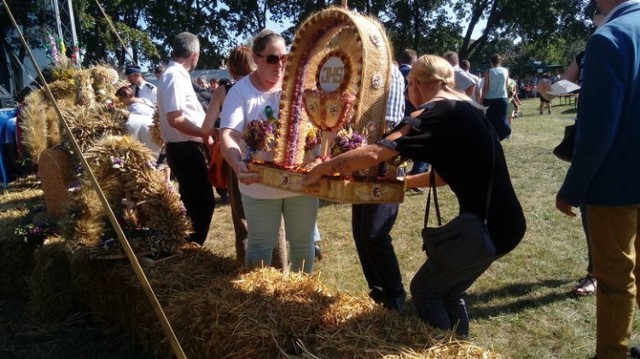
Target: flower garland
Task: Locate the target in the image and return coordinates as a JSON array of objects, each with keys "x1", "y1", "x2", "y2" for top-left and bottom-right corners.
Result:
[{"x1": 331, "y1": 128, "x2": 367, "y2": 156}]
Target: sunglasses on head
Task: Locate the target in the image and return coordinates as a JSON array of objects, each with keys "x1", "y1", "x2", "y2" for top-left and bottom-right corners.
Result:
[{"x1": 258, "y1": 53, "x2": 287, "y2": 65}]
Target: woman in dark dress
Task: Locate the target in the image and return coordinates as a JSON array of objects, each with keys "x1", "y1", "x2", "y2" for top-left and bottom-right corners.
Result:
[{"x1": 303, "y1": 54, "x2": 526, "y2": 336}]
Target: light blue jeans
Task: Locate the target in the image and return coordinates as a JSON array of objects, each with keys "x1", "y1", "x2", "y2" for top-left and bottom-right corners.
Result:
[{"x1": 241, "y1": 194, "x2": 318, "y2": 273}]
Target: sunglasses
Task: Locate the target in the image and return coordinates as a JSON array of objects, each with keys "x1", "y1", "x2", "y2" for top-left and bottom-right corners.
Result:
[{"x1": 257, "y1": 53, "x2": 288, "y2": 65}]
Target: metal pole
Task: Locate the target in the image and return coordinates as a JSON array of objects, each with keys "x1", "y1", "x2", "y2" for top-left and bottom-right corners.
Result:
[
  {"x1": 0, "y1": 1, "x2": 186, "y2": 358},
  {"x1": 66, "y1": 0, "x2": 80, "y2": 64},
  {"x1": 52, "y1": 0, "x2": 64, "y2": 40}
]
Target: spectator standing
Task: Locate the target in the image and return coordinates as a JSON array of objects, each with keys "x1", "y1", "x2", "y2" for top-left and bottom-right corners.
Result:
[
  {"x1": 556, "y1": 1, "x2": 640, "y2": 357},
  {"x1": 480, "y1": 54, "x2": 510, "y2": 140},
  {"x1": 154, "y1": 64, "x2": 166, "y2": 80},
  {"x1": 460, "y1": 59, "x2": 481, "y2": 102},
  {"x1": 537, "y1": 75, "x2": 553, "y2": 114},
  {"x1": 157, "y1": 32, "x2": 216, "y2": 246},
  {"x1": 209, "y1": 78, "x2": 220, "y2": 92},
  {"x1": 559, "y1": 8, "x2": 605, "y2": 297},
  {"x1": 125, "y1": 65, "x2": 157, "y2": 105},
  {"x1": 220, "y1": 29, "x2": 318, "y2": 273},
  {"x1": 115, "y1": 86, "x2": 161, "y2": 156},
  {"x1": 203, "y1": 45, "x2": 286, "y2": 268},
  {"x1": 443, "y1": 51, "x2": 476, "y2": 97},
  {"x1": 398, "y1": 48, "x2": 427, "y2": 190},
  {"x1": 352, "y1": 65, "x2": 406, "y2": 311}
]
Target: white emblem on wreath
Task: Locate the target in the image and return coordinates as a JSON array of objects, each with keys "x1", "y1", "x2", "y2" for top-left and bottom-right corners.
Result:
[{"x1": 372, "y1": 74, "x2": 383, "y2": 89}]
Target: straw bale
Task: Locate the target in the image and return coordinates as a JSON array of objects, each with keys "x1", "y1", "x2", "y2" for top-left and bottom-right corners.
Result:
[
  {"x1": 27, "y1": 236, "x2": 77, "y2": 320},
  {"x1": 49, "y1": 246, "x2": 499, "y2": 358},
  {"x1": 0, "y1": 236, "x2": 34, "y2": 299}
]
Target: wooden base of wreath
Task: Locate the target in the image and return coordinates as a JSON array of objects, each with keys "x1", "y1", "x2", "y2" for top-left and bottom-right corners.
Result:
[{"x1": 248, "y1": 162, "x2": 405, "y2": 204}]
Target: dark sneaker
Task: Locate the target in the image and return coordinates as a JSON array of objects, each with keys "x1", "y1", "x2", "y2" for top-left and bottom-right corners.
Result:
[
  {"x1": 368, "y1": 288, "x2": 384, "y2": 304},
  {"x1": 383, "y1": 291, "x2": 407, "y2": 312},
  {"x1": 314, "y1": 244, "x2": 323, "y2": 261}
]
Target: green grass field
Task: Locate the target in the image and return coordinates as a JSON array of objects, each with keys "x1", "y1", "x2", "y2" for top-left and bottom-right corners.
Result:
[{"x1": 2, "y1": 97, "x2": 638, "y2": 358}]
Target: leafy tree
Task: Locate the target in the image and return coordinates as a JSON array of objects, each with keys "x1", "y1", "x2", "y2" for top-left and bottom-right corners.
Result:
[{"x1": 451, "y1": 0, "x2": 592, "y2": 66}]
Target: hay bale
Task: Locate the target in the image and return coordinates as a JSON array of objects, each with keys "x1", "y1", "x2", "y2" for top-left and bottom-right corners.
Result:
[
  {"x1": 0, "y1": 236, "x2": 33, "y2": 299},
  {"x1": 56, "y1": 247, "x2": 500, "y2": 358},
  {"x1": 0, "y1": 197, "x2": 51, "y2": 300},
  {"x1": 27, "y1": 236, "x2": 76, "y2": 320}
]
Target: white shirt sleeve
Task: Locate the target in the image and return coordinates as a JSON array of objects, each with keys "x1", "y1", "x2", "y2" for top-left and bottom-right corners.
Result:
[
  {"x1": 159, "y1": 74, "x2": 183, "y2": 114},
  {"x1": 220, "y1": 84, "x2": 246, "y2": 133}
]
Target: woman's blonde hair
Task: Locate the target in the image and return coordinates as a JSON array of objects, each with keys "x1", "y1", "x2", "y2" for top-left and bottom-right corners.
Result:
[{"x1": 410, "y1": 54, "x2": 485, "y2": 112}]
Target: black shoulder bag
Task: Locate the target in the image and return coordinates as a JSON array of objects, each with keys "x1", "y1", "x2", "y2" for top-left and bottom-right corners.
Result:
[
  {"x1": 552, "y1": 123, "x2": 575, "y2": 162},
  {"x1": 421, "y1": 139, "x2": 497, "y2": 269}
]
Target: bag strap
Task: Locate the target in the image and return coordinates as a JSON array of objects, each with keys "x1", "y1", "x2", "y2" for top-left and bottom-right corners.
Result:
[{"x1": 423, "y1": 118, "x2": 497, "y2": 228}]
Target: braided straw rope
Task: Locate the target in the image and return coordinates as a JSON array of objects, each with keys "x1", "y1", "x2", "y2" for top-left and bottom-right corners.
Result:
[{"x1": 276, "y1": 7, "x2": 391, "y2": 170}]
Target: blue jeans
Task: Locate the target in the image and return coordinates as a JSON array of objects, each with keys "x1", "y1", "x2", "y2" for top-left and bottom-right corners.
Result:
[
  {"x1": 241, "y1": 194, "x2": 318, "y2": 273},
  {"x1": 409, "y1": 161, "x2": 429, "y2": 175}
]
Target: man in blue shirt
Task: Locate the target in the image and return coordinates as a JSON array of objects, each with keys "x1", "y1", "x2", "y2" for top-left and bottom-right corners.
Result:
[{"x1": 556, "y1": 1, "x2": 640, "y2": 357}]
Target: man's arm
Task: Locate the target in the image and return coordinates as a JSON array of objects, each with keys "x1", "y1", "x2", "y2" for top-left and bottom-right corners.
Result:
[{"x1": 167, "y1": 111, "x2": 209, "y2": 140}]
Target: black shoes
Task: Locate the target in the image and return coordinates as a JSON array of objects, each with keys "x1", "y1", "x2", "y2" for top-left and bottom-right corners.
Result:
[
  {"x1": 369, "y1": 287, "x2": 406, "y2": 312},
  {"x1": 314, "y1": 244, "x2": 322, "y2": 261}
]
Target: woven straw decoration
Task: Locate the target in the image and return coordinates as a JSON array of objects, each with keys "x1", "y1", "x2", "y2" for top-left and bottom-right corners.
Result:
[
  {"x1": 275, "y1": 7, "x2": 391, "y2": 170},
  {"x1": 38, "y1": 147, "x2": 74, "y2": 218}
]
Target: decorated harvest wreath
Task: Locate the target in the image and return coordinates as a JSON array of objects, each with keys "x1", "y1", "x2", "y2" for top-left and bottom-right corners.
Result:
[{"x1": 248, "y1": 7, "x2": 405, "y2": 203}]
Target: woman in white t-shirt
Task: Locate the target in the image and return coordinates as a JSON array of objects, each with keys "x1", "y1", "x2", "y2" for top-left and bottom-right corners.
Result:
[
  {"x1": 220, "y1": 30, "x2": 318, "y2": 273},
  {"x1": 115, "y1": 86, "x2": 161, "y2": 156}
]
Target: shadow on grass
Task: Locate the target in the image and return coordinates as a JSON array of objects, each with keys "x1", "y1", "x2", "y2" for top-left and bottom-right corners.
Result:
[{"x1": 466, "y1": 279, "x2": 574, "y2": 319}]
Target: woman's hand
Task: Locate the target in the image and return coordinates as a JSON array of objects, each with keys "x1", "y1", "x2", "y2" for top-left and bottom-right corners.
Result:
[
  {"x1": 302, "y1": 162, "x2": 326, "y2": 186},
  {"x1": 235, "y1": 161, "x2": 260, "y2": 185}
]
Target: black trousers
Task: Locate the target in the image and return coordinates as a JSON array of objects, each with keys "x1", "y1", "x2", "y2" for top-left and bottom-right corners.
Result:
[
  {"x1": 352, "y1": 203, "x2": 405, "y2": 299},
  {"x1": 166, "y1": 141, "x2": 215, "y2": 245}
]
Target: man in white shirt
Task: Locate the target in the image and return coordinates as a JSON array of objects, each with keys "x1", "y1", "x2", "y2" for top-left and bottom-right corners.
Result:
[
  {"x1": 157, "y1": 32, "x2": 215, "y2": 245},
  {"x1": 460, "y1": 59, "x2": 481, "y2": 102},
  {"x1": 125, "y1": 65, "x2": 158, "y2": 105},
  {"x1": 443, "y1": 51, "x2": 476, "y2": 97}
]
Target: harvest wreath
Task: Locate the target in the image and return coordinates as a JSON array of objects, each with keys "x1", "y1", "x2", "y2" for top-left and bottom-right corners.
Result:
[{"x1": 247, "y1": 7, "x2": 405, "y2": 204}]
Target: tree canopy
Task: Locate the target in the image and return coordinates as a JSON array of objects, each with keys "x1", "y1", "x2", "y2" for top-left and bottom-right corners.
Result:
[{"x1": 2, "y1": 0, "x2": 596, "y2": 78}]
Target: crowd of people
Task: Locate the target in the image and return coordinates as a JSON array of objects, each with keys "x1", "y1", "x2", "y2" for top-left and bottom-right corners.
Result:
[{"x1": 112, "y1": 0, "x2": 640, "y2": 356}]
